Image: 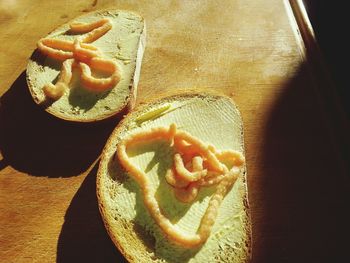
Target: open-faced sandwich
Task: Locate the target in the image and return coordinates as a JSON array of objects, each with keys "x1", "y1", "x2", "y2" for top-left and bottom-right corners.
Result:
[
  {"x1": 97, "y1": 93, "x2": 251, "y2": 262},
  {"x1": 26, "y1": 9, "x2": 146, "y2": 122}
]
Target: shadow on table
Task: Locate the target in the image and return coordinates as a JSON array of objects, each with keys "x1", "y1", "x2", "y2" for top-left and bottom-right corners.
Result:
[
  {"x1": 56, "y1": 163, "x2": 126, "y2": 263},
  {"x1": 0, "y1": 71, "x2": 118, "y2": 177},
  {"x1": 251, "y1": 63, "x2": 349, "y2": 262}
]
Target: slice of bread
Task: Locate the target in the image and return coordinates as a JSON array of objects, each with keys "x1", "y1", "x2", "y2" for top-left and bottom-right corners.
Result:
[
  {"x1": 26, "y1": 9, "x2": 146, "y2": 122},
  {"x1": 97, "y1": 93, "x2": 251, "y2": 262}
]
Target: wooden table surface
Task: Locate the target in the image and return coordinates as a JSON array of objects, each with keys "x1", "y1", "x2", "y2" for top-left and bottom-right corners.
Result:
[{"x1": 1, "y1": 0, "x2": 349, "y2": 262}]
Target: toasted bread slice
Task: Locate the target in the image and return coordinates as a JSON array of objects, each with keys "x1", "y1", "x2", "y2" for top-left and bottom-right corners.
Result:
[
  {"x1": 97, "y1": 93, "x2": 251, "y2": 262},
  {"x1": 26, "y1": 9, "x2": 146, "y2": 122}
]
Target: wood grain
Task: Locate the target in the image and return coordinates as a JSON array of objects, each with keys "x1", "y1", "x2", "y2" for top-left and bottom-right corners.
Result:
[{"x1": 1, "y1": 0, "x2": 348, "y2": 262}]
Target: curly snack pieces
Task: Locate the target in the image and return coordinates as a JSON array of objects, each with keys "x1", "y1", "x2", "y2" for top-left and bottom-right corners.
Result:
[
  {"x1": 117, "y1": 123, "x2": 245, "y2": 248},
  {"x1": 37, "y1": 18, "x2": 120, "y2": 100}
]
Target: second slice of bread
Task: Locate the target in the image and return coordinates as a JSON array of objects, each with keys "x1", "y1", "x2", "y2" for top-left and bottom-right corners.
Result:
[{"x1": 26, "y1": 9, "x2": 146, "y2": 122}]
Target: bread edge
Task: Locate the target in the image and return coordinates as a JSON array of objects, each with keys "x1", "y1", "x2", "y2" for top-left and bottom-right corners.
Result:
[
  {"x1": 25, "y1": 9, "x2": 146, "y2": 123},
  {"x1": 96, "y1": 92, "x2": 252, "y2": 262}
]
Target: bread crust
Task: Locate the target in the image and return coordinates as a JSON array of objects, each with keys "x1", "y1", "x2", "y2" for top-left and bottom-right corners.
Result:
[
  {"x1": 26, "y1": 9, "x2": 146, "y2": 123},
  {"x1": 97, "y1": 92, "x2": 252, "y2": 262}
]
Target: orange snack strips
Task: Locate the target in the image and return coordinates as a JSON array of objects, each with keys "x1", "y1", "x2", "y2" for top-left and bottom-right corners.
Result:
[
  {"x1": 116, "y1": 123, "x2": 245, "y2": 247},
  {"x1": 37, "y1": 18, "x2": 120, "y2": 100},
  {"x1": 42, "y1": 59, "x2": 74, "y2": 100}
]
